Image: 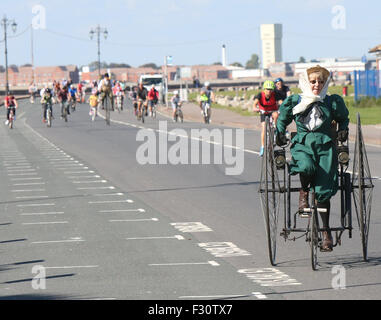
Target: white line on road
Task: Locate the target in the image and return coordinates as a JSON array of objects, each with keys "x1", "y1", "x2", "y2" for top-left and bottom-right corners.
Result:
[
  {"x1": 13, "y1": 182, "x2": 45, "y2": 186},
  {"x1": 64, "y1": 171, "x2": 95, "y2": 174},
  {"x1": 16, "y1": 196, "x2": 49, "y2": 199},
  {"x1": 44, "y1": 265, "x2": 99, "y2": 269},
  {"x1": 77, "y1": 186, "x2": 115, "y2": 190},
  {"x1": 22, "y1": 221, "x2": 68, "y2": 225},
  {"x1": 8, "y1": 173, "x2": 38, "y2": 176},
  {"x1": 72, "y1": 180, "x2": 107, "y2": 184},
  {"x1": 92, "y1": 193, "x2": 124, "y2": 197},
  {"x1": 11, "y1": 177, "x2": 42, "y2": 181},
  {"x1": 99, "y1": 209, "x2": 145, "y2": 213},
  {"x1": 11, "y1": 189, "x2": 46, "y2": 192},
  {"x1": 126, "y1": 235, "x2": 185, "y2": 240},
  {"x1": 31, "y1": 239, "x2": 85, "y2": 244},
  {"x1": 20, "y1": 212, "x2": 64, "y2": 216},
  {"x1": 17, "y1": 203, "x2": 55, "y2": 207},
  {"x1": 149, "y1": 261, "x2": 219, "y2": 267},
  {"x1": 109, "y1": 218, "x2": 158, "y2": 222},
  {"x1": 89, "y1": 199, "x2": 132, "y2": 204}
]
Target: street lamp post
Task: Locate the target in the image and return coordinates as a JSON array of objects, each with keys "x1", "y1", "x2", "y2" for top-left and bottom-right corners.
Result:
[
  {"x1": 89, "y1": 25, "x2": 108, "y2": 78},
  {"x1": 1, "y1": 15, "x2": 17, "y2": 96}
]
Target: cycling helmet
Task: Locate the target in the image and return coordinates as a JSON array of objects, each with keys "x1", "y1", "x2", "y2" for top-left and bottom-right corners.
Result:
[
  {"x1": 263, "y1": 80, "x2": 275, "y2": 90},
  {"x1": 173, "y1": 90, "x2": 179, "y2": 95},
  {"x1": 204, "y1": 82, "x2": 210, "y2": 87},
  {"x1": 275, "y1": 78, "x2": 283, "y2": 84}
]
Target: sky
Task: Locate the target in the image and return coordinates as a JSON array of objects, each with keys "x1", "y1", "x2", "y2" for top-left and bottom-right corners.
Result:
[{"x1": 0, "y1": 0, "x2": 380, "y2": 69}]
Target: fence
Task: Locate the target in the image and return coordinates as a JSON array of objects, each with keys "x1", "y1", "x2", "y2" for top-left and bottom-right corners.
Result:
[{"x1": 354, "y1": 70, "x2": 381, "y2": 101}]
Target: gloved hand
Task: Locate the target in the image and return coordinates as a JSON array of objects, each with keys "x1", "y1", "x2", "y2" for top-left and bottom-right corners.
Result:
[
  {"x1": 276, "y1": 131, "x2": 288, "y2": 147},
  {"x1": 337, "y1": 129, "x2": 349, "y2": 142}
]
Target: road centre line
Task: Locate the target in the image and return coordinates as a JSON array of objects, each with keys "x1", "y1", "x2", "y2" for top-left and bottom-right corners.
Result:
[
  {"x1": 17, "y1": 203, "x2": 55, "y2": 207},
  {"x1": 98, "y1": 113, "x2": 260, "y2": 155},
  {"x1": 64, "y1": 171, "x2": 95, "y2": 174},
  {"x1": 77, "y1": 186, "x2": 115, "y2": 190},
  {"x1": 72, "y1": 180, "x2": 107, "y2": 184},
  {"x1": 44, "y1": 265, "x2": 99, "y2": 269},
  {"x1": 109, "y1": 218, "x2": 157, "y2": 222},
  {"x1": 89, "y1": 199, "x2": 134, "y2": 204},
  {"x1": 8, "y1": 173, "x2": 38, "y2": 176},
  {"x1": 13, "y1": 182, "x2": 45, "y2": 186},
  {"x1": 126, "y1": 235, "x2": 185, "y2": 240},
  {"x1": 11, "y1": 189, "x2": 46, "y2": 192},
  {"x1": 16, "y1": 196, "x2": 49, "y2": 199},
  {"x1": 20, "y1": 212, "x2": 64, "y2": 216},
  {"x1": 92, "y1": 193, "x2": 125, "y2": 197},
  {"x1": 22, "y1": 221, "x2": 68, "y2": 225},
  {"x1": 31, "y1": 239, "x2": 85, "y2": 244},
  {"x1": 10, "y1": 178, "x2": 42, "y2": 181},
  {"x1": 149, "y1": 261, "x2": 219, "y2": 267},
  {"x1": 68, "y1": 175, "x2": 100, "y2": 179},
  {"x1": 99, "y1": 209, "x2": 145, "y2": 213}
]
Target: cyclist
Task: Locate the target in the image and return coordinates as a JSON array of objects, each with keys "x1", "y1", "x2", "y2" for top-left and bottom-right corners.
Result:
[
  {"x1": 41, "y1": 88, "x2": 53, "y2": 123},
  {"x1": 77, "y1": 82, "x2": 85, "y2": 104},
  {"x1": 276, "y1": 65, "x2": 349, "y2": 252},
  {"x1": 147, "y1": 84, "x2": 159, "y2": 117},
  {"x1": 253, "y1": 80, "x2": 279, "y2": 157},
  {"x1": 57, "y1": 85, "x2": 70, "y2": 118},
  {"x1": 199, "y1": 82, "x2": 215, "y2": 120},
  {"x1": 137, "y1": 81, "x2": 148, "y2": 118},
  {"x1": 98, "y1": 73, "x2": 114, "y2": 111},
  {"x1": 171, "y1": 90, "x2": 183, "y2": 122},
  {"x1": 4, "y1": 94, "x2": 18, "y2": 125},
  {"x1": 274, "y1": 78, "x2": 291, "y2": 106},
  {"x1": 112, "y1": 81, "x2": 124, "y2": 111},
  {"x1": 68, "y1": 84, "x2": 77, "y2": 110},
  {"x1": 28, "y1": 82, "x2": 37, "y2": 103},
  {"x1": 130, "y1": 86, "x2": 138, "y2": 116},
  {"x1": 88, "y1": 89, "x2": 99, "y2": 120}
]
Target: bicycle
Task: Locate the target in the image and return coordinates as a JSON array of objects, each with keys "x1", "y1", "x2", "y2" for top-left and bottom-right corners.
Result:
[
  {"x1": 104, "y1": 95, "x2": 111, "y2": 126},
  {"x1": 44, "y1": 104, "x2": 53, "y2": 128},
  {"x1": 174, "y1": 102, "x2": 184, "y2": 123},
  {"x1": 8, "y1": 107, "x2": 15, "y2": 129},
  {"x1": 201, "y1": 101, "x2": 211, "y2": 124},
  {"x1": 259, "y1": 113, "x2": 374, "y2": 270},
  {"x1": 115, "y1": 95, "x2": 122, "y2": 113},
  {"x1": 61, "y1": 102, "x2": 69, "y2": 123}
]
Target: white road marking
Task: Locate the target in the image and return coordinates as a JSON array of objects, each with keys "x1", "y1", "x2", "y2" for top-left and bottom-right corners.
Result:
[
  {"x1": 198, "y1": 242, "x2": 251, "y2": 257},
  {"x1": 20, "y1": 212, "x2": 64, "y2": 216},
  {"x1": 149, "y1": 261, "x2": 219, "y2": 267},
  {"x1": 77, "y1": 186, "x2": 115, "y2": 190},
  {"x1": 92, "y1": 193, "x2": 124, "y2": 197},
  {"x1": 64, "y1": 171, "x2": 95, "y2": 174},
  {"x1": 171, "y1": 222, "x2": 213, "y2": 233},
  {"x1": 126, "y1": 235, "x2": 185, "y2": 240},
  {"x1": 22, "y1": 221, "x2": 68, "y2": 225},
  {"x1": 238, "y1": 268, "x2": 302, "y2": 287},
  {"x1": 72, "y1": 180, "x2": 107, "y2": 184},
  {"x1": 17, "y1": 203, "x2": 55, "y2": 207},
  {"x1": 13, "y1": 182, "x2": 45, "y2": 186},
  {"x1": 11, "y1": 189, "x2": 46, "y2": 192},
  {"x1": 109, "y1": 218, "x2": 158, "y2": 222},
  {"x1": 11, "y1": 177, "x2": 42, "y2": 181},
  {"x1": 31, "y1": 239, "x2": 85, "y2": 244},
  {"x1": 16, "y1": 196, "x2": 49, "y2": 199},
  {"x1": 89, "y1": 199, "x2": 132, "y2": 204},
  {"x1": 8, "y1": 173, "x2": 38, "y2": 176},
  {"x1": 99, "y1": 209, "x2": 145, "y2": 213},
  {"x1": 252, "y1": 292, "x2": 268, "y2": 299},
  {"x1": 45, "y1": 265, "x2": 99, "y2": 269}
]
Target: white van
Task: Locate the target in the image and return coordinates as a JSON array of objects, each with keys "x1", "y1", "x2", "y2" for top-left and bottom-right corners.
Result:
[{"x1": 139, "y1": 74, "x2": 164, "y2": 100}]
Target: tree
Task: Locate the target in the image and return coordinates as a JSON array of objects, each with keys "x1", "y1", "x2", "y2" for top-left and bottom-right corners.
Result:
[
  {"x1": 108, "y1": 63, "x2": 131, "y2": 68},
  {"x1": 298, "y1": 56, "x2": 306, "y2": 63},
  {"x1": 245, "y1": 54, "x2": 260, "y2": 69},
  {"x1": 139, "y1": 63, "x2": 159, "y2": 69},
  {"x1": 213, "y1": 62, "x2": 222, "y2": 66},
  {"x1": 230, "y1": 62, "x2": 243, "y2": 68}
]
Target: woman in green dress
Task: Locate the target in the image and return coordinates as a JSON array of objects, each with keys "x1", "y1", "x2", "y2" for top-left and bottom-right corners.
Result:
[{"x1": 276, "y1": 66, "x2": 349, "y2": 252}]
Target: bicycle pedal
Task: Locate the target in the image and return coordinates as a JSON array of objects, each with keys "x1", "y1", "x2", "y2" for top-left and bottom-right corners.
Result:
[{"x1": 299, "y1": 212, "x2": 311, "y2": 218}]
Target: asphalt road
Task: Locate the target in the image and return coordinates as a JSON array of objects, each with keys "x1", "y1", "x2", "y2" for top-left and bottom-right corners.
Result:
[{"x1": 0, "y1": 98, "x2": 380, "y2": 301}]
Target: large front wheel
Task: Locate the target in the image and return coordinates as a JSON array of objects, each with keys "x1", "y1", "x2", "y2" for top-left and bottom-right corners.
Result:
[
  {"x1": 259, "y1": 117, "x2": 281, "y2": 266},
  {"x1": 352, "y1": 113, "x2": 374, "y2": 261}
]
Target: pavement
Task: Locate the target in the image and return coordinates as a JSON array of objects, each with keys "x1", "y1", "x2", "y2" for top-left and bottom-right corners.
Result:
[{"x1": 158, "y1": 102, "x2": 381, "y2": 147}]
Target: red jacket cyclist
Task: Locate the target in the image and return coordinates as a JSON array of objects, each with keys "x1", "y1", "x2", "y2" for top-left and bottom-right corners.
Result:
[{"x1": 253, "y1": 80, "x2": 279, "y2": 156}]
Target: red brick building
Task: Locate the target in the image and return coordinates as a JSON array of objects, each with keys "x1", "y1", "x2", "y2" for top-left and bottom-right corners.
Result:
[{"x1": 0, "y1": 65, "x2": 79, "y2": 88}]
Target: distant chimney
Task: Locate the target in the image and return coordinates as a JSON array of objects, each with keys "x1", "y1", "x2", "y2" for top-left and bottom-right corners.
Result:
[{"x1": 222, "y1": 44, "x2": 227, "y2": 67}]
